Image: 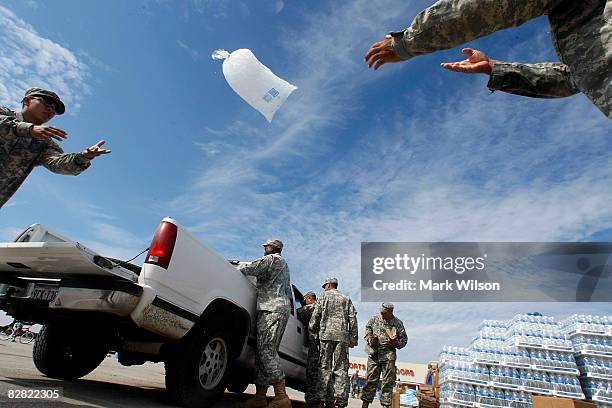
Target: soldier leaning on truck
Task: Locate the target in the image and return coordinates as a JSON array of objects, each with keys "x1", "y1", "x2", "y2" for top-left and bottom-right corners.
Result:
[
  {"x1": 297, "y1": 290, "x2": 322, "y2": 408},
  {"x1": 365, "y1": 0, "x2": 611, "y2": 118},
  {"x1": 361, "y1": 303, "x2": 408, "y2": 408},
  {"x1": 309, "y1": 277, "x2": 358, "y2": 408},
  {"x1": 0, "y1": 88, "x2": 111, "y2": 209},
  {"x1": 238, "y1": 239, "x2": 293, "y2": 408}
]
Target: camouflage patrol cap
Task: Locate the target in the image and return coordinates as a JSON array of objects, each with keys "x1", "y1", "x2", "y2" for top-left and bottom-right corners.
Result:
[
  {"x1": 381, "y1": 302, "x2": 394, "y2": 312},
  {"x1": 322, "y1": 277, "x2": 338, "y2": 288},
  {"x1": 24, "y1": 87, "x2": 65, "y2": 115},
  {"x1": 303, "y1": 290, "x2": 316, "y2": 299},
  {"x1": 262, "y1": 239, "x2": 283, "y2": 250}
]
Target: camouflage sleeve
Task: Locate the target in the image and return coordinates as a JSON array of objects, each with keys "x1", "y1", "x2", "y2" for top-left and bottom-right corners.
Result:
[
  {"x1": 0, "y1": 112, "x2": 33, "y2": 144},
  {"x1": 364, "y1": 316, "x2": 374, "y2": 339},
  {"x1": 395, "y1": 320, "x2": 408, "y2": 350},
  {"x1": 347, "y1": 298, "x2": 358, "y2": 345},
  {"x1": 36, "y1": 144, "x2": 92, "y2": 175},
  {"x1": 487, "y1": 61, "x2": 580, "y2": 98},
  {"x1": 391, "y1": 0, "x2": 563, "y2": 61},
  {"x1": 239, "y1": 255, "x2": 273, "y2": 278},
  {"x1": 308, "y1": 300, "x2": 322, "y2": 337}
]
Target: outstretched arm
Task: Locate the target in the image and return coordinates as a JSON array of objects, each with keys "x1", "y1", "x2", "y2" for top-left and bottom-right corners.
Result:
[
  {"x1": 366, "y1": 0, "x2": 562, "y2": 69},
  {"x1": 239, "y1": 255, "x2": 273, "y2": 278},
  {"x1": 37, "y1": 144, "x2": 91, "y2": 175},
  {"x1": 440, "y1": 48, "x2": 579, "y2": 98},
  {"x1": 486, "y1": 61, "x2": 580, "y2": 99}
]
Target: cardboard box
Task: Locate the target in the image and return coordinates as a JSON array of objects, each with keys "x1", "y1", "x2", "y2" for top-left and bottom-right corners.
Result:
[
  {"x1": 532, "y1": 396, "x2": 597, "y2": 408},
  {"x1": 419, "y1": 384, "x2": 433, "y2": 393}
]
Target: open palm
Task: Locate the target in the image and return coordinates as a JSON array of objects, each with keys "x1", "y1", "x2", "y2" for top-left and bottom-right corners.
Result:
[{"x1": 440, "y1": 48, "x2": 493, "y2": 74}]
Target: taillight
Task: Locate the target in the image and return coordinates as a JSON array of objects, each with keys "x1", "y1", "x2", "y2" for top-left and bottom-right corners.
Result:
[{"x1": 145, "y1": 221, "x2": 178, "y2": 269}]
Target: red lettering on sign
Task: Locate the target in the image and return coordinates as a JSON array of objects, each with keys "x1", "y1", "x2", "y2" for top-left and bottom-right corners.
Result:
[{"x1": 396, "y1": 368, "x2": 415, "y2": 377}]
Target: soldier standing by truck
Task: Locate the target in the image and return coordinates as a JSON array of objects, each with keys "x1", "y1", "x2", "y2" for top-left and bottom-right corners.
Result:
[
  {"x1": 238, "y1": 239, "x2": 292, "y2": 408},
  {"x1": 297, "y1": 290, "x2": 321, "y2": 408},
  {"x1": 309, "y1": 277, "x2": 358, "y2": 408},
  {"x1": 361, "y1": 303, "x2": 408, "y2": 408}
]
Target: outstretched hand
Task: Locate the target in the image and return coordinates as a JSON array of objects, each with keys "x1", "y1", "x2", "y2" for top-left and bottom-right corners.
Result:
[
  {"x1": 83, "y1": 140, "x2": 111, "y2": 159},
  {"x1": 30, "y1": 125, "x2": 68, "y2": 143},
  {"x1": 365, "y1": 34, "x2": 402, "y2": 70},
  {"x1": 440, "y1": 48, "x2": 493, "y2": 74}
]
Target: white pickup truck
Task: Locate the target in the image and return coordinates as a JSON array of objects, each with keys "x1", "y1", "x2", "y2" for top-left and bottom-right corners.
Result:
[{"x1": 0, "y1": 218, "x2": 310, "y2": 407}]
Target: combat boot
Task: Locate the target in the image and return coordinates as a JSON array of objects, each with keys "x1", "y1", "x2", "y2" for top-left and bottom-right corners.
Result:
[
  {"x1": 238, "y1": 385, "x2": 268, "y2": 408},
  {"x1": 361, "y1": 401, "x2": 369, "y2": 408},
  {"x1": 267, "y1": 380, "x2": 291, "y2": 408}
]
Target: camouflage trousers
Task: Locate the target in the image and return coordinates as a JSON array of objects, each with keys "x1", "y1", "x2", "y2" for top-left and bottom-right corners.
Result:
[
  {"x1": 317, "y1": 340, "x2": 349, "y2": 407},
  {"x1": 254, "y1": 310, "x2": 289, "y2": 386},
  {"x1": 304, "y1": 339, "x2": 320, "y2": 405},
  {"x1": 361, "y1": 356, "x2": 396, "y2": 406}
]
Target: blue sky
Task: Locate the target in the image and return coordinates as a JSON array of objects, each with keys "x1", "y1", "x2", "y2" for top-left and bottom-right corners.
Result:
[{"x1": 0, "y1": 0, "x2": 610, "y2": 363}]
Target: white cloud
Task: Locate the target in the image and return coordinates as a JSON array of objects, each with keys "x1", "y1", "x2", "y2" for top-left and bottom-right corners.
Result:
[
  {"x1": 0, "y1": 227, "x2": 24, "y2": 242},
  {"x1": 177, "y1": 40, "x2": 201, "y2": 60},
  {"x1": 0, "y1": 5, "x2": 89, "y2": 112},
  {"x1": 274, "y1": 0, "x2": 284, "y2": 13}
]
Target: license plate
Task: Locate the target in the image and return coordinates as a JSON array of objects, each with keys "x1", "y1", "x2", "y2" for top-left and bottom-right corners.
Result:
[{"x1": 30, "y1": 284, "x2": 59, "y2": 302}]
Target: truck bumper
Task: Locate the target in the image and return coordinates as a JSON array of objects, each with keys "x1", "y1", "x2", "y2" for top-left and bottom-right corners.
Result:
[{"x1": 0, "y1": 277, "x2": 143, "y2": 318}]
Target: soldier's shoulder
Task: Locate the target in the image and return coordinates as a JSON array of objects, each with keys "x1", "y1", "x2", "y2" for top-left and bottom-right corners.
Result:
[
  {"x1": 392, "y1": 316, "x2": 405, "y2": 326},
  {"x1": 270, "y1": 253, "x2": 288, "y2": 264},
  {"x1": 338, "y1": 291, "x2": 352, "y2": 303},
  {"x1": 0, "y1": 107, "x2": 16, "y2": 117}
]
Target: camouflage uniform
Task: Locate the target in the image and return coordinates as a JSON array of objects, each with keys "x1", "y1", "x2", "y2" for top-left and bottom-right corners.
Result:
[
  {"x1": 309, "y1": 289, "x2": 358, "y2": 407},
  {"x1": 0, "y1": 107, "x2": 91, "y2": 208},
  {"x1": 240, "y1": 253, "x2": 291, "y2": 386},
  {"x1": 390, "y1": 0, "x2": 611, "y2": 118},
  {"x1": 297, "y1": 302, "x2": 320, "y2": 406},
  {"x1": 361, "y1": 314, "x2": 408, "y2": 407}
]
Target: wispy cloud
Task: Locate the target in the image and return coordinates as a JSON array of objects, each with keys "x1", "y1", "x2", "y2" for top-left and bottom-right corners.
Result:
[
  {"x1": 177, "y1": 40, "x2": 201, "y2": 60},
  {"x1": 0, "y1": 5, "x2": 89, "y2": 112}
]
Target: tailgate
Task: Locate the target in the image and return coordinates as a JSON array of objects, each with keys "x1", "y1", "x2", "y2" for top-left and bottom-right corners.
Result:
[{"x1": 0, "y1": 242, "x2": 138, "y2": 282}]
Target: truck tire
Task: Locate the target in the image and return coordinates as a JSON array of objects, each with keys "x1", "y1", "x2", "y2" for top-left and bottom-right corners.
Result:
[
  {"x1": 33, "y1": 323, "x2": 109, "y2": 380},
  {"x1": 165, "y1": 329, "x2": 232, "y2": 407}
]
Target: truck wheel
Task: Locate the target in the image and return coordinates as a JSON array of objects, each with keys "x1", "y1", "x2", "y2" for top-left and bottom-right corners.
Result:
[
  {"x1": 165, "y1": 329, "x2": 232, "y2": 407},
  {"x1": 33, "y1": 323, "x2": 109, "y2": 380}
]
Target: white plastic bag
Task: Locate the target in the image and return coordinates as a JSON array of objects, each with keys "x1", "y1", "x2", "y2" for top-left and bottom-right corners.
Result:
[{"x1": 212, "y1": 49, "x2": 297, "y2": 122}]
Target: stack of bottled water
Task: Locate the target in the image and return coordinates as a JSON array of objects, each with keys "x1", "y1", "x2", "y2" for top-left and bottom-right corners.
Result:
[
  {"x1": 439, "y1": 313, "x2": 588, "y2": 408},
  {"x1": 561, "y1": 314, "x2": 612, "y2": 407}
]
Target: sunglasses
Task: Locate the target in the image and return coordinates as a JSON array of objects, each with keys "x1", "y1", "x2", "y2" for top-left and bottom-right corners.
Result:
[{"x1": 32, "y1": 96, "x2": 58, "y2": 112}]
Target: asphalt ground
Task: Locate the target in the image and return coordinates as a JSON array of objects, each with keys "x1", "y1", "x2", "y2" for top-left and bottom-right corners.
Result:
[{"x1": 0, "y1": 340, "x2": 369, "y2": 408}]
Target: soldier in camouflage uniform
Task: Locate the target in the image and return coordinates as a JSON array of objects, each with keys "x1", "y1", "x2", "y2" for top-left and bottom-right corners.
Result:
[
  {"x1": 238, "y1": 239, "x2": 292, "y2": 408},
  {"x1": 361, "y1": 303, "x2": 408, "y2": 408},
  {"x1": 365, "y1": 0, "x2": 611, "y2": 118},
  {"x1": 0, "y1": 88, "x2": 111, "y2": 209},
  {"x1": 297, "y1": 290, "x2": 321, "y2": 408},
  {"x1": 309, "y1": 277, "x2": 358, "y2": 408}
]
